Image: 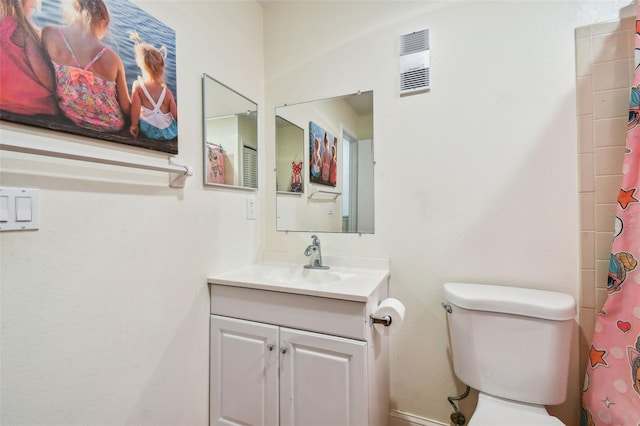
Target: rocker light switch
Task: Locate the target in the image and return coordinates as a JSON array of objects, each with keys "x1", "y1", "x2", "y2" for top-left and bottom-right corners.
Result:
[
  {"x1": 15, "y1": 196, "x2": 32, "y2": 222},
  {"x1": 0, "y1": 196, "x2": 9, "y2": 222}
]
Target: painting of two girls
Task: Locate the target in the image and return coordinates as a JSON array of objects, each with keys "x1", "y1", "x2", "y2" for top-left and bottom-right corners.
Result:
[{"x1": 0, "y1": 0, "x2": 178, "y2": 154}]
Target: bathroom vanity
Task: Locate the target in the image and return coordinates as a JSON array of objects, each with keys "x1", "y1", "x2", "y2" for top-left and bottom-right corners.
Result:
[{"x1": 207, "y1": 254, "x2": 390, "y2": 426}]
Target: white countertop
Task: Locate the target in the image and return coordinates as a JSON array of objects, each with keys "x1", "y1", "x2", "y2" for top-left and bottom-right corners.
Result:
[{"x1": 208, "y1": 253, "x2": 390, "y2": 302}]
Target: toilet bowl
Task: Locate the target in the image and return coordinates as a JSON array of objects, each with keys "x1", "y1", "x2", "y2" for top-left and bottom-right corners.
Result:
[
  {"x1": 442, "y1": 282, "x2": 576, "y2": 426},
  {"x1": 469, "y1": 394, "x2": 564, "y2": 426}
]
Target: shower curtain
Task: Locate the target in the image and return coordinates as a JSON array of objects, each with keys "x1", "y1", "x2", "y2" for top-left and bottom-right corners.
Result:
[{"x1": 581, "y1": 8, "x2": 640, "y2": 425}]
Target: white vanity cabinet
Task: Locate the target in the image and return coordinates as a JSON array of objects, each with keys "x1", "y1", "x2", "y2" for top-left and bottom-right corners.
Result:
[
  {"x1": 210, "y1": 315, "x2": 367, "y2": 426},
  {"x1": 208, "y1": 264, "x2": 390, "y2": 426}
]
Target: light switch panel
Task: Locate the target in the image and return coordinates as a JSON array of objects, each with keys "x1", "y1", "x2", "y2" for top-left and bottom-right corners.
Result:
[
  {"x1": 0, "y1": 187, "x2": 39, "y2": 231},
  {"x1": 246, "y1": 197, "x2": 256, "y2": 220}
]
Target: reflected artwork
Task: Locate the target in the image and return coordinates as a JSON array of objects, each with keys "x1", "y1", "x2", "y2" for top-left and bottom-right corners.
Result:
[{"x1": 309, "y1": 121, "x2": 337, "y2": 187}]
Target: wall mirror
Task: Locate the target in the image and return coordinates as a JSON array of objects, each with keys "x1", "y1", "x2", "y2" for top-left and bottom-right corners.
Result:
[
  {"x1": 202, "y1": 73, "x2": 258, "y2": 189},
  {"x1": 275, "y1": 91, "x2": 374, "y2": 234}
]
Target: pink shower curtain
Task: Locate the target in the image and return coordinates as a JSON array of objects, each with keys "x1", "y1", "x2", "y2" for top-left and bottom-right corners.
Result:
[{"x1": 581, "y1": 7, "x2": 640, "y2": 425}]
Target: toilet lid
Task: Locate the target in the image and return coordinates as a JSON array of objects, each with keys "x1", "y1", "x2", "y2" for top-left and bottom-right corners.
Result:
[{"x1": 470, "y1": 394, "x2": 565, "y2": 426}]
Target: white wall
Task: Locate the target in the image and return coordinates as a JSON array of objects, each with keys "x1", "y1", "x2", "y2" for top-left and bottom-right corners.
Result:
[
  {"x1": 2, "y1": 2, "x2": 635, "y2": 425},
  {"x1": 263, "y1": 1, "x2": 633, "y2": 425},
  {"x1": 0, "y1": 1, "x2": 264, "y2": 425}
]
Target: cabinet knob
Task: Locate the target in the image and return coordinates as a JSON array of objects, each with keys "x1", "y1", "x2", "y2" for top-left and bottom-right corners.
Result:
[
  {"x1": 281, "y1": 347, "x2": 287, "y2": 354},
  {"x1": 267, "y1": 344, "x2": 274, "y2": 351}
]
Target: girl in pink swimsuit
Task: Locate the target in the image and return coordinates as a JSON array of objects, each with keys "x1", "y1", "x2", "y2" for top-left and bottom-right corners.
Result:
[
  {"x1": 42, "y1": 0, "x2": 130, "y2": 132},
  {"x1": 0, "y1": 0, "x2": 56, "y2": 115}
]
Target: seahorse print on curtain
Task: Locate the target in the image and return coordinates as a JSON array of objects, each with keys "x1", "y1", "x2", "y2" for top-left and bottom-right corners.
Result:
[{"x1": 582, "y1": 8, "x2": 640, "y2": 425}]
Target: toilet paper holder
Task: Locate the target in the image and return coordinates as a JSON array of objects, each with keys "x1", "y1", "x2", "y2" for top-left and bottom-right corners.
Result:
[{"x1": 369, "y1": 314, "x2": 392, "y2": 327}]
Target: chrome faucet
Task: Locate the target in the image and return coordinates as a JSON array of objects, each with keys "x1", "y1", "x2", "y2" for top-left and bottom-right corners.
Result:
[{"x1": 304, "y1": 235, "x2": 329, "y2": 269}]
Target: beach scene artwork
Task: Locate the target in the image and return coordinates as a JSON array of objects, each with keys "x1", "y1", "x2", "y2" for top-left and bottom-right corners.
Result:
[
  {"x1": 0, "y1": 0, "x2": 178, "y2": 154},
  {"x1": 309, "y1": 121, "x2": 337, "y2": 187}
]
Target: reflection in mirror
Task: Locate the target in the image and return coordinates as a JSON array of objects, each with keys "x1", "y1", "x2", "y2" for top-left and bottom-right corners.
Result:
[
  {"x1": 202, "y1": 73, "x2": 258, "y2": 189},
  {"x1": 276, "y1": 116, "x2": 304, "y2": 194},
  {"x1": 275, "y1": 91, "x2": 374, "y2": 234}
]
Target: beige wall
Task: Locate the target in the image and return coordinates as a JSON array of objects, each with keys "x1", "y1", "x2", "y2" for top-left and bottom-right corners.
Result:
[
  {"x1": 263, "y1": 1, "x2": 633, "y2": 425},
  {"x1": 0, "y1": 1, "x2": 264, "y2": 424}
]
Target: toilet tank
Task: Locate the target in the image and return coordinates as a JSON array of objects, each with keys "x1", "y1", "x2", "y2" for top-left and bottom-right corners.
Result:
[{"x1": 443, "y1": 282, "x2": 576, "y2": 406}]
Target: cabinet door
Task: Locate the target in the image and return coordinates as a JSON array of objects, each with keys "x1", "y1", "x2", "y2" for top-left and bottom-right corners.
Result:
[
  {"x1": 279, "y1": 328, "x2": 367, "y2": 426},
  {"x1": 210, "y1": 315, "x2": 279, "y2": 426}
]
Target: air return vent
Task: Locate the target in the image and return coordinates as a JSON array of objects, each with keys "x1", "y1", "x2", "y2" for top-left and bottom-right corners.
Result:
[{"x1": 399, "y1": 29, "x2": 430, "y2": 95}]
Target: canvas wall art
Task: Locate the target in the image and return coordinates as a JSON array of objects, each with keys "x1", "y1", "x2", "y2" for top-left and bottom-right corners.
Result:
[
  {"x1": 0, "y1": 0, "x2": 178, "y2": 154},
  {"x1": 309, "y1": 121, "x2": 337, "y2": 187}
]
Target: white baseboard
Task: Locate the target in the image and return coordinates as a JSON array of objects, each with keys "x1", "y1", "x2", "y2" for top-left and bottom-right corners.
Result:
[{"x1": 389, "y1": 409, "x2": 447, "y2": 426}]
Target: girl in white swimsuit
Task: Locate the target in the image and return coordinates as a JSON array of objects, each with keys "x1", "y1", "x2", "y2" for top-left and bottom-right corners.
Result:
[{"x1": 129, "y1": 31, "x2": 177, "y2": 140}]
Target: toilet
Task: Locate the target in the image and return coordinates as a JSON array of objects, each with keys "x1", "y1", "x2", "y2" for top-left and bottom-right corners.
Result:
[{"x1": 442, "y1": 282, "x2": 576, "y2": 426}]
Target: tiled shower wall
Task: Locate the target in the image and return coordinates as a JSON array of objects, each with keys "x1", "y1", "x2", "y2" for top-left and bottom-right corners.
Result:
[{"x1": 576, "y1": 18, "x2": 634, "y2": 382}]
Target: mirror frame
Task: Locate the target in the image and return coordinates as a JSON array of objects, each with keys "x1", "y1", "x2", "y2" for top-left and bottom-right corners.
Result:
[{"x1": 202, "y1": 73, "x2": 258, "y2": 190}]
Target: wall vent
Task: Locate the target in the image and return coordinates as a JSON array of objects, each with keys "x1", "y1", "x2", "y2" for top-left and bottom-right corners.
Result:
[{"x1": 399, "y1": 29, "x2": 430, "y2": 95}]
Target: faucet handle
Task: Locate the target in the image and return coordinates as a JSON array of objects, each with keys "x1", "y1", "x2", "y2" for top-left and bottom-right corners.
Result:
[{"x1": 311, "y1": 234, "x2": 320, "y2": 245}]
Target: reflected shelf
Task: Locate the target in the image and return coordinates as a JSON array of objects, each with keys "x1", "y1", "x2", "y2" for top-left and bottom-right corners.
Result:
[
  {"x1": 308, "y1": 190, "x2": 342, "y2": 200},
  {"x1": 277, "y1": 191, "x2": 303, "y2": 196}
]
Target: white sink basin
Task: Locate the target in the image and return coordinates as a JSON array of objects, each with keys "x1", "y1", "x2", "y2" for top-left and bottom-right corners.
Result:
[
  {"x1": 208, "y1": 253, "x2": 390, "y2": 302},
  {"x1": 263, "y1": 267, "x2": 347, "y2": 285}
]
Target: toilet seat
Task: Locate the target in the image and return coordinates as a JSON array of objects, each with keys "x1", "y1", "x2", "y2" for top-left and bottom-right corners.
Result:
[{"x1": 469, "y1": 393, "x2": 565, "y2": 426}]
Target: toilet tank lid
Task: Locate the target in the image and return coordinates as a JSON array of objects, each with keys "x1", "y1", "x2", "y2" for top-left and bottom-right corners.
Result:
[{"x1": 443, "y1": 282, "x2": 576, "y2": 320}]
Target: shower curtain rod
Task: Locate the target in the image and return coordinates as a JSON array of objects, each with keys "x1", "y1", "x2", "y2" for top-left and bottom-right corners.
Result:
[{"x1": 0, "y1": 140, "x2": 193, "y2": 188}]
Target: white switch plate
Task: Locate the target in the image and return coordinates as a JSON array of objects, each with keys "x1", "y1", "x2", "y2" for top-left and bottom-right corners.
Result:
[
  {"x1": 246, "y1": 197, "x2": 256, "y2": 220},
  {"x1": 0, "y1": 187, "x2": 39, "y2": 231}
]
